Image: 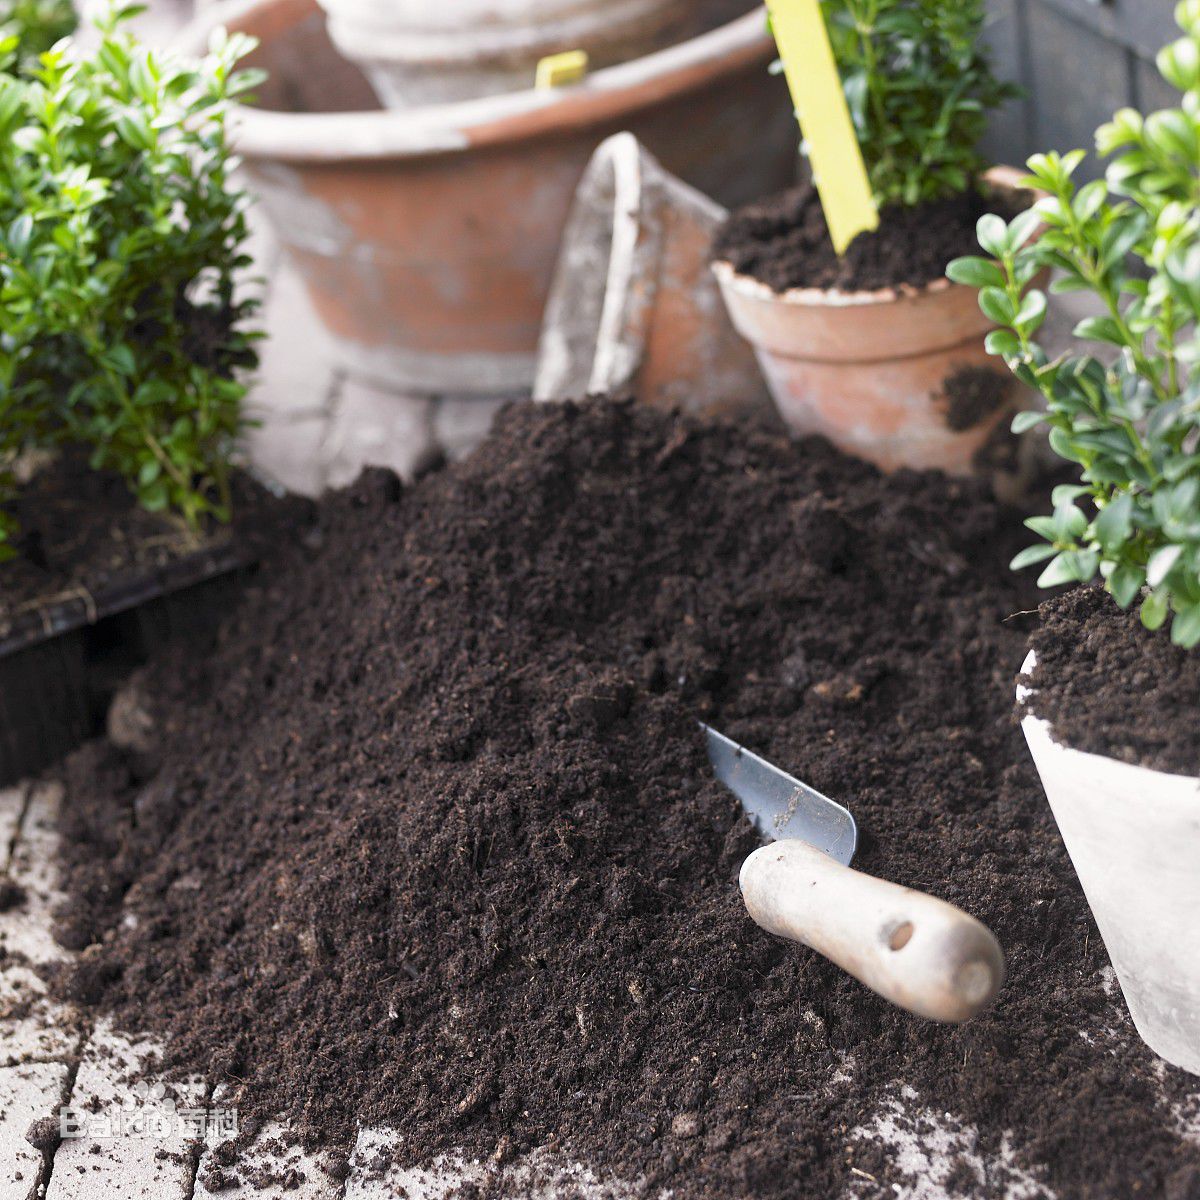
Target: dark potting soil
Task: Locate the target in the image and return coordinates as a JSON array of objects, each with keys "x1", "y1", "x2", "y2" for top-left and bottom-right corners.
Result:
[
  {"x1": 713, "y1": 180, "x2": 1024, "y2": 294},
  {"x1": 0, "y1": 450, "x2": 296, "y2": 633},
  {"x1": 942, "y1": 365, "x2": 1016, "y2": 433},
  {"x1": 1024, "y1": 585, "x2": 1200, "y2": 777},
  {"x1": 51, "y1": 400, "x2": 1200, "y2": 1198}
]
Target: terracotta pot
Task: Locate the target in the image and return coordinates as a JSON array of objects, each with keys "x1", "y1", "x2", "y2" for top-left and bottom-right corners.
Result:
[
  {"x1": 533, "y1": 132, "x2": 771, "y2": 419},
  {"x1": 176, "y1": 0, "x2": 793, "y2": 397},
  {"x1": 315, "y1": 0, "x2": 689, "y2": 107},
  {"x1": 712, "y1": 168, "x2": 1035, "y2": 475},
  {"x1": 1018, "y1": 652, "x2": 1200, "y2": 1076}
]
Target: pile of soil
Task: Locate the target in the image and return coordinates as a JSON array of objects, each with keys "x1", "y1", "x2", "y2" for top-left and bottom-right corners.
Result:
[
  {"x1": 54, "y1": 400, "x2": 1200, "y2": 1198},
  {"x1": 713, "y1": 181, "x2": 1023, "y2": 294},
  {"x1": 1024, "y1": 586, "x2": 1200, "y2": 776}
]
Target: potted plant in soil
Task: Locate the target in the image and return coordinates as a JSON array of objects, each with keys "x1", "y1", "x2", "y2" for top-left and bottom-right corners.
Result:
[
  {"x1": 0, "y1": 3, "x2": 267, "y2": 782},
  {"x1": 712, "y1": 0, "x2": 1031, "y2": 476},
  {"x1": 953, "y1": 1, "x2": 1200, "y2": 1075}
]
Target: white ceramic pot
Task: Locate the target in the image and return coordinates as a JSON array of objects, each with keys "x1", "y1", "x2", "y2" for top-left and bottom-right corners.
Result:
[
  {"x1": 315, "y1": 0, "x2": 689, "y2": 107},
  {"x1": 1018, "y1": 651, "x2": 1200, "y2": 1075}
]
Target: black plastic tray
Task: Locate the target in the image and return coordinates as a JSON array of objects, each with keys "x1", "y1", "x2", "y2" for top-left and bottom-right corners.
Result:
[{"x1": 0, "y1": 539, "x2": 248, "y2": 786}]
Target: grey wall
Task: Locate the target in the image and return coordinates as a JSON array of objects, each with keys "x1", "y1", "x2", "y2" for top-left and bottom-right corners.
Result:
[{"x1": 982, "y1": 0, "x2": 1179, "y2": 179}]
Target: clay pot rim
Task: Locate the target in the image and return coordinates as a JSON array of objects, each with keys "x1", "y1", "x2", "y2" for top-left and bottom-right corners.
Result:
[
  {"x1": 710, "y1": 165, "x2": 1034, "y2": 311},
  {"x1": 174, "y1": 0, "x2": 774, "y2": 163}
]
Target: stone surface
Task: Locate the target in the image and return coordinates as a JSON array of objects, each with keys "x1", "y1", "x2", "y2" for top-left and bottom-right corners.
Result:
[
  {"x1": 323, "y1": 380, "x2": 437, "y2": 489},
  {"x1": 47, "y1": 1023, "x2": 199, "y2": 1200},
  {"x1": 344, "y1": 1130, "x2": 647, "y2": 1200},
  {"x1": 431, "y1": 395, "x2": 510, "y2": 464},
  {"x1": 0, "y1": 1061, "x2": 69, "y2": 1200},
  {"x1": 0, "y1": 784, "x2": 70, "y2": 967},
  {"x1": 0, "y1": 962, "x2": 76, "y2": 1067},
  {"x1": 0, "y1": 788, "x2": 24, "y2": 870},
  {"x1": 195, "y1": 1107, "x2": 343, "y2": 1199},
  {"x1": 849, "y1": 1090, "x2": 1050, "y2": 1200}
]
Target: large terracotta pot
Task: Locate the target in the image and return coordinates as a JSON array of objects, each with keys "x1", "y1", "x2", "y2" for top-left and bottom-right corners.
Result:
[
  {"x1": 1019, "y1": 652, "x2": 1200, "y2": 1076},
  {"x1": 316, "y1": 0, "x2": 690, "y2": 107},
  {"x1": 712, "y1": 167, "x2": 1034, "y2": 476},
  {"x1": 177, "y1": 0, "x2": 792, "y2": 397}
]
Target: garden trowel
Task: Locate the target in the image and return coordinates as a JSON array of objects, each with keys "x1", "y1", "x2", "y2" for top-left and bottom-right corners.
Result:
[{"x1": 704, "y1": 725, "x2": 1004, "y2": 1023}]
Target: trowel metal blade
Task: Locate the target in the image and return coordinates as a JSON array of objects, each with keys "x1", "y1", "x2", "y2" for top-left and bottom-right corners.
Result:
[{"x1": 702, "y1": 724, "x2": 858, "y2": 866}]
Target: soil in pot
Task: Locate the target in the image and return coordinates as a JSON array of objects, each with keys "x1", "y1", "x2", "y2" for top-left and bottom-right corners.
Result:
[
  {"x1": 0, "y1": 449, "x2": 290, "y2": 631},
  {"x1": 1023, "y1": 586, "x2": 1200, "y2": 777},
  {"x1": 50, "y1": 400, "x2": 1200, "y2": 1199},
  {"x1": 712, "y1": 180, "x2": 1024, "y2": 294}
]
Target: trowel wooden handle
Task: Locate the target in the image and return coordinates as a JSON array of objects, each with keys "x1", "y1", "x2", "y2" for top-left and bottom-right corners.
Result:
[{"x1": 740, "y1": 840, "x2": 1004, "y2": 1023}]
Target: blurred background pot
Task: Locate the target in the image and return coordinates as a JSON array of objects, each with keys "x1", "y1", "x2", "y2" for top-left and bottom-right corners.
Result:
[
  {"x1": 1019, "y1": 652, "x2": 1200, "y2": 1077},
  {"x1": 534, "y1": 132, "x2": 771, "y2": 418},
  {"x1": 712, "y1": 167, "x2": 1032, "y2": 476},
  {"x1": 178, "y1": 0, "x2": 792, "y2": 399},
  {"x1": 315, "y1": 0, "x2": 689, "y2": 107}
]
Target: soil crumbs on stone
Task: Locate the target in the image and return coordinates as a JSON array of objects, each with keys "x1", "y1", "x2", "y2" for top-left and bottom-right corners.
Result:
[
  {"x1": 1025, "y1": 585, "x2": 1200, "y2": 777},
  {"x1": 53, "y1": 400, "x2": 1200, "y2": 1199},
  {"x1": 713, "y1": 180, "x2": 1023, "y2": 294}
]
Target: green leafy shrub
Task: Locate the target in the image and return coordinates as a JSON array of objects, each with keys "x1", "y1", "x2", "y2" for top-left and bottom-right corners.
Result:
[
  {"x1": 948, "y1": 0, "x2": 1200, "y2": 646},
  {"x1": 818, "y1": 0, "x2": 1018, "y2": 207},
  {"x1": 0, "y1": 0, "x2": 76, "y2": 72},
  {"x1": 0, "y1": 4, "x2": 264, "y2": 561}
]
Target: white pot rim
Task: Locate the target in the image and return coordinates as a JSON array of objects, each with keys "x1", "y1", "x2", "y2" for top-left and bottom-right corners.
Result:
[{"x1": 1019, "y1": 649, "x2": 1200, "y2": 788}]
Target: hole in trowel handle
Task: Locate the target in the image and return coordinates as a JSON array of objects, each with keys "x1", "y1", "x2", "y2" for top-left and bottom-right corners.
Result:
[{"x1": 887, "y1": 921, "x2": 914, "y2": 951}]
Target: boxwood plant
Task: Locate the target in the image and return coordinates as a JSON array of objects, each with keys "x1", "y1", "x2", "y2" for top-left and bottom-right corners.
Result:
[
  {"x1": 1, "y1": 0, "x2": 76, "y2": 72},
  {"x1": 949, "y1": 1, "x2": 1200, "y2": 646},
  {"x1": 819, "y1": 0, "x2": 1018, "y2": 207},
  {"x1": 0, "y1": 4, "x2": 264, "y2": 561}
]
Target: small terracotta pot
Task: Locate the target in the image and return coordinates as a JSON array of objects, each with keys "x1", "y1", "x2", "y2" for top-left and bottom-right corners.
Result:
[
  {"x1": 315, "y1": 0, "x2": 689, "y2": 107},
  {"x1": 1018, "y1": 652, "x2": 1200, "y2": 1076},
  {"x1": 533, "y1": 132, "x2": 771, "y2": 418},
  {"x1": 712, "y1": 167, "x2": 1034, "y2": 476}
]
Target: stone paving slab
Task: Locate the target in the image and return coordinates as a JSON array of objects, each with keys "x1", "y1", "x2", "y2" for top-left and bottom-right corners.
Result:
[
  {"x1": 47, "y1": 1022, "x2": 199, "y2": 1200},
  {"x1": 0, "y1": 784, "x2": 70, "y2": 968},
  {"x1": 0, "y1": 1060, "x2": 70, "y2": 1200},
  {"x1": 0, "y1": 787, "x2": 25, "y2": 870},
  {"x1": 0, "y1": 961, "x2": 76, "y2": 1067},
  {"x1": 195, "y1": 1088, "x2": 344, "y2": 1200},
  {"x1": 345, "y1": 1129, "x2": 654, "y2": 1200}
]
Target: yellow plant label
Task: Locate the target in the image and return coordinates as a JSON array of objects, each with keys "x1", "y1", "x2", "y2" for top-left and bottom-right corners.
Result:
[
  {"x1": 766, "y1": 0, "x2": 879, "y2": 254},
  {"x1": 535, "y1": 50, "x2": 590, "y2": 90}
]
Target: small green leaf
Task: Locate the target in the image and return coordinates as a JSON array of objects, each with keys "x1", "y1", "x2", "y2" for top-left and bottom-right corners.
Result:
[
  {"x1": 1141, "y1": 590, "x2": 1169, "y2": 631},
  {"x1": 1010, "y1": 544, "x2": 1058, "y2": 571},
  {"x1": 986, "y1": 329, "x2": 1021, "y2": 357},
  {"x1": 946, "y1": 256, "x2": 1006, "y2": 289},
  {"x1": 976, "y1": 213, "x2": 1010, "y2": 258},
  {"x1": 979, "y1": 287, "x2": 1016, "y2": 325},
  {"x1": 1147, "y1": 544, "x2": 1183, "y2": 587},
  {"x1": 1011, "y1": 410, "x2": 1047, "y2": 434},
  {"x1": 1094, "y1": 493, "x2": 1133, "y2": 551},
  {"x1": 1171, "y1": 604, "x2": 1200, "y2": 648},
  {"x1": 1108, "y1": 564, "x2": 1145, "y2": 608}
]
